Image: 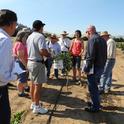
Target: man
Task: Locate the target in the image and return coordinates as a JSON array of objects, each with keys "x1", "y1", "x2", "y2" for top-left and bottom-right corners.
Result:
[
  {"x1": 27, "y1": 20, "x2": 50, "y2": 114},
  {"x1": 99, "y1": 31, "x2": 116, "y2": 93},
  {"x1": 58, "y1": 31, "x2": 71, "y2": 75},
  {"x1": 0, "y1": 9, "x2": 18, "y2": 124},
  {"x1": 48, "y1": 34, "x2": 61, "y2": 79},
  {"x1": 58, "y1": 31, "x2": 70, "y2": 52},
  {"x1": 83, "y1": 25, "x2": 107, "y2": 112}
]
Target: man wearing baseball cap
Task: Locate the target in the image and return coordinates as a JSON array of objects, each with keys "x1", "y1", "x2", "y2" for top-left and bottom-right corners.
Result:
[{"x1": 27, "y1": 20, "x2": 50, "y2": 114}]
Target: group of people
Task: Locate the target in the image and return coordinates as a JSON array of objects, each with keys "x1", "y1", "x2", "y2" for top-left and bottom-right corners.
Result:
[{"x1": 0, "y1": 9, "x2": 116, "y2": 124}]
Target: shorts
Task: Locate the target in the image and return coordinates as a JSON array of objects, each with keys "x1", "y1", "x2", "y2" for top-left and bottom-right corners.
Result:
[
  {"x1": 72, "y1": 56, "x2": 81, "y2": 69},
  {"x1": 27, "y1": 61, "x2": 46, "y2": 84},
  {"x1": 16, "y1": 60, "x2": 28, "y2": 83}
]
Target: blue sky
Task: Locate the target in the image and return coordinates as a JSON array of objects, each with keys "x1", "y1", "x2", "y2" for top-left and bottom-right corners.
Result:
[{"x1": 0, "y1": 0, "x2": 124, "y2": 36}]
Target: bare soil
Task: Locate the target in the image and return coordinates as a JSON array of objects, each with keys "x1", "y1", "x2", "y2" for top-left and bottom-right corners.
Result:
[{"x1": 9, "y1": 49, "x2": 124, "y2": 124}]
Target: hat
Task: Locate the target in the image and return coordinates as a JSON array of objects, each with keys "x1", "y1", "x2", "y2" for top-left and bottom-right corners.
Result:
[
  {"x1": 61, "y1": 31, "x2": 69, "y2": 35},
  {"x1": 50, "y1": 34, "x2": 58, "y2": 41},
  {"x1": 33, "y1": 20, "x2": 45, "y2": 30},
  {"x1": 100, "y1": 31, "x2": 110, "y2": 36}
]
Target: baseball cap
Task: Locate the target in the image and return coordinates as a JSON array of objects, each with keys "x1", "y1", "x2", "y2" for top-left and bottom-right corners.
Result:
[{"x1": 33, "y1": 20, "x2": 45, "y2": 30}]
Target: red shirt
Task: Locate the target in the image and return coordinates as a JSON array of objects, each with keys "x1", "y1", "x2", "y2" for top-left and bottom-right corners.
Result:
[{"x1": 71, "y1": 39, "x2": 82, "y2": 56}]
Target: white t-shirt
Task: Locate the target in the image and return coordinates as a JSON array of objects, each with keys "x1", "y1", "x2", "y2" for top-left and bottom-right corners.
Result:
[
  {"x1": 27, "y1": 32, "x2": 46, "y2": 61},
  {"x1": 107, "y1": 38, "x2": 116, "y2": 59},
  {"x1": 58, "y1": 37, "x2": 71, "y2": 52}
]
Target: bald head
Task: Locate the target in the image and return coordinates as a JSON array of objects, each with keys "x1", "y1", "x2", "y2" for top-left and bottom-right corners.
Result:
[{"x1": 87, "y1": 25, "x2": 96, "y2": 37}]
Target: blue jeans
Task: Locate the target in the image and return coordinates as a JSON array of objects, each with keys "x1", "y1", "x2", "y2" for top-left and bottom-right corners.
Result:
[
  {"x1": 45, "y1": 58, "x2": 53, "y2": 77},
  {"x1": 0, "y1": 85, "x2": 11, "y2": 124},
  {"x1": 45, "y1": 58, "x2": 58, "y2": 78},
  {"x1": 54, "y1": 69, "x2": 58, "y2": 78},
  {"x1": 87, "y1": 67, "x2": 104, "y2": 110},
  {"x1": 16, "y1": 60, "x2": 28, "y2": 83},
  {"x1": 100, "y1": 59, "x2": 115, "y2": 90}
]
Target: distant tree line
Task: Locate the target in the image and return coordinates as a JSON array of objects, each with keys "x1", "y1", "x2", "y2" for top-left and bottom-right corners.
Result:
[
  {"x1": 113, "y1": 37, "x2": 124, "y2": 51},
  {"x1": 113, "y1": 37, "x2": 124, "y2": 42},
  {"x1": 12, "y1": 23, "x2": 32, "y2": 37},
  {"x1": 12, "y1": 23, "x2": 124, "y2": 44}
]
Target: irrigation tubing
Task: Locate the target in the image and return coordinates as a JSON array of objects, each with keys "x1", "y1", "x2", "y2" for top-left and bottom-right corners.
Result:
[{"x1": 46, "y1": 81, "x2": 66, "y2": 124}]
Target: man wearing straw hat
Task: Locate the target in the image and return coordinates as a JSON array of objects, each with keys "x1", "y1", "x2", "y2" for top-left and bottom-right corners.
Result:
[
  {"x1": 58, "y1": 31, "x2": 71, "y2": 75},
  {"x1": 99, "y1": 31, "x2": 116, "y2": 93}
]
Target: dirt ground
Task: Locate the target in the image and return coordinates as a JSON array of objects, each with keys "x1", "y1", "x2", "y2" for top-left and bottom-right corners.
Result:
[{"x1": 9, "y1": 49, "x2": 124, "y2": 124}]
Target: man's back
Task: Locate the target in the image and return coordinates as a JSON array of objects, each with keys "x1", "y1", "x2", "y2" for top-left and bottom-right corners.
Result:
[{"x1": 27, "y1": 32, "x2": 46, "y2": 61}]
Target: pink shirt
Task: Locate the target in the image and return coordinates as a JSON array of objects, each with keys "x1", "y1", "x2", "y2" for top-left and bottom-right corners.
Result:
[
  {"x1": 13, "y1": 41, "x2": 28, "y2": 63},
  {"x1": 71, "y1": 39, "x2": 82, "y2": 56}
]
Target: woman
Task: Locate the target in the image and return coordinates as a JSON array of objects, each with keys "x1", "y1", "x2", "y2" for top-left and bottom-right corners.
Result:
[
  {"x1": 45, "y1": 34, "x2": 61, "y2": 79},
  {"x1": 69, "y1": 30, "x2": 84, "y2": 84},
  {"x1": 13, "y1": 31, "x2": 29, "y2": 96}
]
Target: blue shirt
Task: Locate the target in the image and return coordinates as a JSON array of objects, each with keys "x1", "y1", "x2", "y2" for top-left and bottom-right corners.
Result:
[
  {"x1": 48, "y1": 41, "x2": 61, "y2": 56},
  {"x1": 0, "y1": 28, "x2": 17, "y2": 86}
]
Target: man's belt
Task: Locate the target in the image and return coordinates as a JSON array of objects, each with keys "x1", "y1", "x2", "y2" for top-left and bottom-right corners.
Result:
[{"x1": 28, "y1": 59, "x2": 44, "y2": 64}]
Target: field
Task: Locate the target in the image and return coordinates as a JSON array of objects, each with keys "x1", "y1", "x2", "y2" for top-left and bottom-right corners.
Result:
[{"x1": 9, "y1": 49, "x2": 124, "y2": 124}]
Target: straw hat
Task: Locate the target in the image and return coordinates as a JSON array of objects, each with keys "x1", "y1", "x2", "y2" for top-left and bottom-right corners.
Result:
[
  {"x1": 50, "y1": 34, "x2": 58, "y2": 41},
  {"x1": 61, "y1": 31, "x2": 69, "y2": 35},
  {"x1": 100, "y1": 31, "x2": 110, "y2": 36}
]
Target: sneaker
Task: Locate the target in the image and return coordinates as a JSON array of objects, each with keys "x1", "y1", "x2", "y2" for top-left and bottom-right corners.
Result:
[
  {"x1": 33, "y1": 105, "x2": 48, "y2": 114},
  {"x1": 99, "y1": 90, "x2": 105, "y2": 95},
  {"x1": 71, "y1": 78, "x2": 78, "y2": 82},
  {"x1": 87, "y1": 102, "x2": 103, "y2": 109},
  {"x1": 87, "y1": 101, "x2": 93, "y2": 107},
  {"x1": 55, "y1": 77, "x2": 59, "y2": 80},
  {"x1": 104, "y1": 88, "x2": 110, "y2": 93},
  {"x1": 75, "y1": 80, "x2": 81, "y2": 85},
  {"x1": 61, "y1": 73, "x2": 66, "y2": 76},
  {"x1": 84, "y1": 106, "x2": 100, "y2": 112},
  {"x1": 7, "y1": 83, "x2": 14, "y2": 87},
  {"x1": 25, "y1": 86, "x2": 30, "y2": 92},
  {"x1": 30, "y1": 103, "x2": 35, "y2": 110},
  {"x1": 18, "y1": 92, "x2": 27, "y2": 97}
]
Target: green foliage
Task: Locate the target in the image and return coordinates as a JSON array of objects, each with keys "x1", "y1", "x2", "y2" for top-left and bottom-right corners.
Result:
[
  {"x1": 114, "y1": 37, "x2": 124, "y2": 51},
  {"x1": 11, "y1": 111, "x2": 25, "y2": 124},
  {"x1": 55, "y1": 52, "x2": 72, "y2": 73},
  {"x1": 116, "y1": 42, "x2": 124, "y2": 51},
  {"x1": 114, "y1": 37, "x2": 124, "y2": 42}
]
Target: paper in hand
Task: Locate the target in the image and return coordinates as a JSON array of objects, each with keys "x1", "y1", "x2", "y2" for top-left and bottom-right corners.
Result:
[
  {"x1": 82, "y1": 60, "x2": 94, "y2": 74},
  {"x1": 12, "y1": 61, "x2": 26, "y2": 75}
]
